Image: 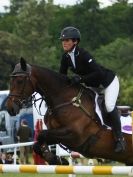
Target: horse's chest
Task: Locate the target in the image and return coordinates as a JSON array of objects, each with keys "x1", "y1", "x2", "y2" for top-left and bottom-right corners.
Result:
[{"x1": 45, "y1": 115, "x2": 60, "y2": 129}]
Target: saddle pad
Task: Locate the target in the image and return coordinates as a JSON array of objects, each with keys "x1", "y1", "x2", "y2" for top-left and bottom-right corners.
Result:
[
  {"x1": 95, "y1": 91, "x2": 132, "y2": 134},
  {"x1": 121, "y1": 115, "x2": 132, "y2": 134}
]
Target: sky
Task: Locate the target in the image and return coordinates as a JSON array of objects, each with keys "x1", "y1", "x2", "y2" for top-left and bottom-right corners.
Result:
[
  {"x1": 0, "y1": 0, "x2": 112, "y2": 12},
  {"x1": 54, "y1": 0, "x2": 112, "y2": 6},
  {"x1": 0, "y1": 0, "x2": 133, "y2": 12}
]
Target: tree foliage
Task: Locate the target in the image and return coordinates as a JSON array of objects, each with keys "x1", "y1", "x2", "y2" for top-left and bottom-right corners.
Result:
[
  {"x1": 94, "y1": 38, "x2": 133, "y2": 106},
  {"x1": 14, "y1": 0, "x2": 56, "y2": 65}
]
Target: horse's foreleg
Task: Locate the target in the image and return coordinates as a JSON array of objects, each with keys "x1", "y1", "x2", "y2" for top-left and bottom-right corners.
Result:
[
  {"x1": 33, "y1": 142, "x2": 69, "y2": 165},
  {"x1": 33, "y1": 128, "x2": 71, "y2": 165},
  {"x1": 37, "y1": 128, "x2": 75, "y2": 145}
]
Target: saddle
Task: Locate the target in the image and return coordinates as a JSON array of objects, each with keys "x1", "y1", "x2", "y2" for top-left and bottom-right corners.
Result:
[
  {"x1": 84, "y1": 86, "x2": 112, "y2": 127},
  {"x1": 96, "y1": 93, "x2": 111, "y2": 127}
]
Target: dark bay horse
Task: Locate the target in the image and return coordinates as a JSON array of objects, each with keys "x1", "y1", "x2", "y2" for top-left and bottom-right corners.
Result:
[{"x1": 6, "y1": 58, "x2": 133, "y2": 165}]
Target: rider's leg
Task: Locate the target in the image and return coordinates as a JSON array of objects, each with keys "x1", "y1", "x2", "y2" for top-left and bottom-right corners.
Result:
[
  {"x1": 104, "y1": 76, "x2": 126, "y2": 152},
  {"x1": 108, "y1": 107, "x2": 126, "y2": 152}
]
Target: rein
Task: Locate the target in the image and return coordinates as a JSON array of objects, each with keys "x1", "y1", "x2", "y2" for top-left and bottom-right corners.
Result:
[{"x1": 32, "y1": 93, "x2": 46, "y2": 116}]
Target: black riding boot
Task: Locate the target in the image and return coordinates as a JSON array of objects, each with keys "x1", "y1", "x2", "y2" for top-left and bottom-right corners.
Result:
[{"x1": 109, "y1": 107, "x2": 126, "y2": 153}]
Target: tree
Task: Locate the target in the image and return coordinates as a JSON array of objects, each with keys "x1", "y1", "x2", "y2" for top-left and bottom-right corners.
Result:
[
  {"x1": 119, "y1": 78, "x2": 133, "y2": 107},
  {"x1": 10, "y1": 0, "x2": 28, "y2": 14},
  {"x1": 0, "y1": 14, "x2": 17, "y2": 33},
  {"x1": 0, "y1": 31, "x2": 25, "y2": 89},
  {"x1": 14, "y1": 0, "x2": 56, "y2": 66},
  {"x1": 95, "y1": 38, "x2": 133, "y2": 76},
  {"x1": 94, "y1": 38, "x2": 133, "y2": 106}
]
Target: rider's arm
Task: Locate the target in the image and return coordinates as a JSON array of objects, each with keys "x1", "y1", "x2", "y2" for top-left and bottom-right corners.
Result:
[{"x1": 81, "y1": 51, "x2": 105, "y2": 86}]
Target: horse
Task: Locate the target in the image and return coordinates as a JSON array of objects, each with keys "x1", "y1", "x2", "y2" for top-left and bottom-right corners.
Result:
[{"x1": 6, "y1": 58, "x2": 133, "y2": 165}]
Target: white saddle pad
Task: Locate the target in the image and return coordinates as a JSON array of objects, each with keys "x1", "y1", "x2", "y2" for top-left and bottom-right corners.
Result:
[
  {"x1": 95, "y1": 91, "x2": 132, "y2": 134},
  {"x1": 121, "y1": 115, "x2": 132, "y2": 134}
]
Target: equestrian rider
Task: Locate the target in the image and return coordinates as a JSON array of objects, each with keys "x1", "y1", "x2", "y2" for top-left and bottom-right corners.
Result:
[{"x1": 59, "y1": 26, "x2": 126, "y2": 153}]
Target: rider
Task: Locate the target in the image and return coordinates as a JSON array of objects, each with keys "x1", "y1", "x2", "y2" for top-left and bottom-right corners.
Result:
[{"x1": 59, "y1": 26, "x2": 126, "y2": 153}]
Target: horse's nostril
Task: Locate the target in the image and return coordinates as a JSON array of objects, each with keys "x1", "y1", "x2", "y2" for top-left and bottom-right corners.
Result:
[{"x1": 7, "y1": 103, "x2": 20, "y2": 116}]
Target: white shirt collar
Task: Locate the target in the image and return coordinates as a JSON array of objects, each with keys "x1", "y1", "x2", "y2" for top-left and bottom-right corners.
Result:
[{"x1": 68, "y1": 46, "x2": 76, "y2": 68}]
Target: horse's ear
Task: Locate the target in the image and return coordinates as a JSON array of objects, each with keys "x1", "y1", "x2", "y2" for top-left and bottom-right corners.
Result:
[{"x1": 20, "y1": 57, "x2": 27, "y2": 71}]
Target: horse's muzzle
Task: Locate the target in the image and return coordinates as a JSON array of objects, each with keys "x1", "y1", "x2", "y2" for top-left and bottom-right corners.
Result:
[{"x1": 6, "y1": 100, "x2": 21, "y2": 116}]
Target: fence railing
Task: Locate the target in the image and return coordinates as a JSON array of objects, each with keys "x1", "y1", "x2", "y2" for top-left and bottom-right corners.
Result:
[{"x1": 0, "y1": 141, "x2": 34, "y2": 164}]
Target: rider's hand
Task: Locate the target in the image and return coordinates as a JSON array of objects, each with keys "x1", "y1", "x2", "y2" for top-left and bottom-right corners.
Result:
[{"x1": 71, "y1": 75, "x2": 81, "y2": 85}]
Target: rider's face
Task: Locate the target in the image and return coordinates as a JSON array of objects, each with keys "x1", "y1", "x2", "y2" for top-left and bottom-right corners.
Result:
[{"x1": 62, "y1": 39, "x2": 77, "y2": 52}]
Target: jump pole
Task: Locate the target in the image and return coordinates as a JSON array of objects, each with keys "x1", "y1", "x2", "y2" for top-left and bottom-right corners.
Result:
[{"x1": 1, "y1": 165, "x2": 133, "y2": 176}]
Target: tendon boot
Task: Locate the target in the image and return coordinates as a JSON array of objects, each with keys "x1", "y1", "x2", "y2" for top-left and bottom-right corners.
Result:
[{"x1": 109, "y1": 107, "x2": 126, "y2": 153}]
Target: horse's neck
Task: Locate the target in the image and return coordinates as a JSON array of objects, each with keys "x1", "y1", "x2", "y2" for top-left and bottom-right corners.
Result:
[{"x1": 32, "y1": 66, "x2": 68, "y2": 106}]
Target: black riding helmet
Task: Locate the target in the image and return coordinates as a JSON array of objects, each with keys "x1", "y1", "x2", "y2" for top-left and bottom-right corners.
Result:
[{"x1": 59, "y1": 26, "x2": 81, "y2": 41}]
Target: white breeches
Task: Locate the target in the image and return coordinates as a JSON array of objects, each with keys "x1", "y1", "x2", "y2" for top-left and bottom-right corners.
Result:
[{"x1": 104, "y1": 76, "x2": 119, "y2": 113}]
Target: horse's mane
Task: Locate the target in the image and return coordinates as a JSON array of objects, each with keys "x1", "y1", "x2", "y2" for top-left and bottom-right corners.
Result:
[
  {"x1": 32, "y1": 64, "x2": 70, "y2": 86},
  {"x1": 13, "y1": 60, "x2": 70, "y2": 88}
]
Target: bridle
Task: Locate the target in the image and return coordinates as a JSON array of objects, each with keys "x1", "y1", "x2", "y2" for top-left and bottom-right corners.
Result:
[{"x1": 8, "y1": 72, "x2": 35, "y2": 108}]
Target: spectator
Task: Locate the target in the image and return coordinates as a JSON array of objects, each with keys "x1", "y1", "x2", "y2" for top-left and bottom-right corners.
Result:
[
  {"x1": 6, "y1": 153, "x2": 13, "y2": 164},
  {"x1": 17, "y1": 119, "x2": 32, "y2": 164},
  {"x1": 0, "y1": 152, "x2": 10, "y2": 164}
]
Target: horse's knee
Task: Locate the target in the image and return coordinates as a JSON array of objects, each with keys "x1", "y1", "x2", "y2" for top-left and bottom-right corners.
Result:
[
  {"x1": 37, "y1": 130, "x2": 48, "y2": 144},
  {"x1": 33, "y1": 142, "x2": 43, "y2": 156}
]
